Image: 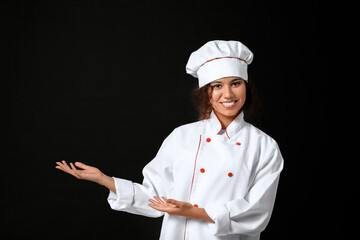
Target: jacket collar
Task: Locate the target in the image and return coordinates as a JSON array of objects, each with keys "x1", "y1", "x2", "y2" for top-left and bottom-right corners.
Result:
[{"x1": 208, "y1": 110, "x2": 245, "y2": 139}]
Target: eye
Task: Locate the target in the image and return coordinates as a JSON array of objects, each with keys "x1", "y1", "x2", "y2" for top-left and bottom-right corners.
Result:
[
  {"x1": 212, "y1": 84, "x2": 222, "y2": 89},
  {"x1": 232, "y1": 81, "x2": 242, "y2": 86}
]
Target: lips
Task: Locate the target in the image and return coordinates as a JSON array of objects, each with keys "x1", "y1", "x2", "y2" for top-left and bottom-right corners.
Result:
[{"x1": 221, "y1": 100, "x2": 237, "y2": 108}]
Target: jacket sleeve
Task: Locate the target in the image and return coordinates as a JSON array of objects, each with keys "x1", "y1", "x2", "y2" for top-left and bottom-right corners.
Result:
[
  {"x1": 107, "y1": 129, "x2": 177, "y2": 218},
  {"x1": 204, "y1": 140, "x2": 284, "y2": 236}
]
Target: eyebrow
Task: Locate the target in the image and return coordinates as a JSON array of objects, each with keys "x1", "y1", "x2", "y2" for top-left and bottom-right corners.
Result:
[
  {"x1": 210, "y1": 78, "x2": 243, "y2": 84},
  {"x1": 211, "y1": 81, "x2": 222, "y2": 84}
]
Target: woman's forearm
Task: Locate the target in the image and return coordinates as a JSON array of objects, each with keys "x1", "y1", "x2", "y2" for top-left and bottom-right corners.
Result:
[
  {"x1": 98, "y1": 174, "x2": 116, "y2": 193},
  {"x1": 149, "y1": 197, "x2": 215, "y2": 223},
  {"x1": 192, "y1": 207, "x2": 215, "y2": 223}
]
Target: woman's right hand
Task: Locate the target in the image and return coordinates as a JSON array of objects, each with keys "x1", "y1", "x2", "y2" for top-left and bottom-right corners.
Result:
[
  {"x1": 56, "y1": 160, "x2": 116, "y2": 193},
  {"x1": 56, "y1": 160, "x2": 104, "y2": 183}
]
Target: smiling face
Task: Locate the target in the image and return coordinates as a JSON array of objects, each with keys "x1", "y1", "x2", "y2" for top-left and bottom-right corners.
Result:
[{"x1": 209, "y1": 76, "x2": 246, "y2": 127}]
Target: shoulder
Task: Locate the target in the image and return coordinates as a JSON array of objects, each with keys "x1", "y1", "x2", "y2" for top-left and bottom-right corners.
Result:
[
  {"x1": 160, "y1": 120, "x2": 205, "y2": 147},
  {"x1": 174, "y1": 119, "x2": 205, "y2": 133},
  {"x1": 245, "y1": 122, "x2": 284, "y2": 168},
  {"x1": 172, "y1": 119, "x2": 206, "y2": 138},
  {"x1": 245, "y1": 122, "x2": 280, "y2": 150}
]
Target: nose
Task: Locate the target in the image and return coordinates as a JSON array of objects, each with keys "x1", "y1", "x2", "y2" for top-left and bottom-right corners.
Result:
[{"x1": 223, "y1": 85, "x2": 235, "y2": 99}]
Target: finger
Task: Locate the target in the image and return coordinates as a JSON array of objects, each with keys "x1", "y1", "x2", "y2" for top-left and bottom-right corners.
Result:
[
  {"x1": 149, "y1": 198, "x2": 166, "y2": 206},
  {"x1": 55, "y1": 165, "x2": 67, "y2": 173},
  {"x1": 56, "y1": 161, "x2": 70, "y2": 173},
  {"x1": 148, "y1": 199, "x2": 160, "y2": 206},
  {"x1": 162, "y1": 197, "x2": 177, "y2": 207},
  {"x1": 62, "y1": 160, "x2": 72, "y2": 172},
  {"x1": 56, "y1": 162, "x2": 67, "y2": 170},
  {"x1": 70, "y1": 162, "x2": 82, "y2": 179},
  {"x1": 148, "y1": 203, "x2": 164, "y2": 211},
  {"x1": 59, "y1": 161, "x2": 71, "y2": 173},
  {"x1": 154, "y1": 196, "x2": 167, "y2": 206},
  {"x1": 148, "y1": 200, "x2": 170, "y2": 212},
  {"x1": 70, "y1": 162, "x2": 78, "y2": 171},
  {"x1": 148, "y1": 200, "x2": 166, "y2": 212},
  {"x1": 75, "y1": 162, "x2": 89, "y2": 170},
  {"x1": 62, "y1": 161, "x2": 79, "y2": 178},
  {"x1": 56, "y1": 163, "x2": 78, "y2": 179},
  {"x1": 167, "y1": 199, "x2": 183, "y2": 207},
  {"x1": 56, "y1": 162, "x2": 64, "y2": 169}
]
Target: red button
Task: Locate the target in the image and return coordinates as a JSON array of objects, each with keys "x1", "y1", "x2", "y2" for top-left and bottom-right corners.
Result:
[
  {"x1": 194, "y1": 204, "x2": 199, "y2": 207},
  {"x1": 236, "y1": 142, "x2": 241, "y2": 145},
  {"x1": 206, "y1": 138, "x2": 211, "y2": 142},
  {"x1": 228, "y1": 172, "x2": 233, "y2": 177},
  {"x1": 200, "y1": 168, "x2": 205, "y2": 173}
]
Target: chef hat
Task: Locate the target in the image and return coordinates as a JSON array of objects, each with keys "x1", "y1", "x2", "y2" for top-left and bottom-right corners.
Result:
[{"x1": 186, "y1": 40, "x2": 254, "y2": 87}]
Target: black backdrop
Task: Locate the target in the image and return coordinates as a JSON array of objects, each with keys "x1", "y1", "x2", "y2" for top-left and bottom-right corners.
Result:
[{"x1": 5, "y1": 1, "x2": 332, "y2": 239}]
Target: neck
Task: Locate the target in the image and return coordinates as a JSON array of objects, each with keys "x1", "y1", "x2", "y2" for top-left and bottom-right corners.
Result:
[{"x1": 214, "y1": 110, "x2": 239, "y2": 129}]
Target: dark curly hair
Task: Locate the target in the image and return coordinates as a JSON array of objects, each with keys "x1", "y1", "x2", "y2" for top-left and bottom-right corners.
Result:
[{"x1": 192, "y1": 80, "x2": 254, "y2": 120}]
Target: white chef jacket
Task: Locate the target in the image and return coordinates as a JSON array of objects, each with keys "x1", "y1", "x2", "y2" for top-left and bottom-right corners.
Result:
[{"x1": 108, "y1": 111, "x2": 284, "y2": 240}]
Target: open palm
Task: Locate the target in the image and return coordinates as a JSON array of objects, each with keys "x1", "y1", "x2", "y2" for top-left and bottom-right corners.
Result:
[
  {"x1": 56, "y1": 160, "x2": 103, "y2": 183},
  {"x1": 148, "y1": 196, "x2": 194, "y2": 216}
]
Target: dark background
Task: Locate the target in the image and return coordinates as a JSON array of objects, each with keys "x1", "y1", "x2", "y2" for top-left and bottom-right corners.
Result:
[{"x1": 4, "y1": 0, "x2": 333, "y2": 239}]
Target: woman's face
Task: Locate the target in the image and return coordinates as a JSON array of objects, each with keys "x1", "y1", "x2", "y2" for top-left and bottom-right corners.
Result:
[{"x1": 209, "y1": 76, "x2": 246, "y2": 120}]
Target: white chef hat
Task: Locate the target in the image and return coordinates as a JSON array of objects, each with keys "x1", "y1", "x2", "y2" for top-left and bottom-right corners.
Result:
[{"x1": 186, "y1": 40, "x2": 254, "y2": 87}]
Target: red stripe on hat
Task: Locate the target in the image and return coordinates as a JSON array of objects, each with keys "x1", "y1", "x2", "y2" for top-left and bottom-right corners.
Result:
[{"x1": 201, "y1": 57, "x2": 247, "y2": 66}]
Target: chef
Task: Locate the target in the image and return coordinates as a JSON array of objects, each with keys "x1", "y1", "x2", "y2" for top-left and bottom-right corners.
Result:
[{"x1": 56, "y1": 40, "x2": 284, "y2": 240}]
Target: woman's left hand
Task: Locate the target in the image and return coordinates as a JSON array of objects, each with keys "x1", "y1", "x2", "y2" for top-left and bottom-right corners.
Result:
[
  {"x1": 148, "y1": 196, "x2": 214, "y2": 223},
  {"x1": 148, "y1": 196, "x2": 193, "y2": 216}
]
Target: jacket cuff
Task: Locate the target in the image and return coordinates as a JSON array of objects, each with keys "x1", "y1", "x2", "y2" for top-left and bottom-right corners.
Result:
[
  {"x1": 204, "y1": 203, "x2": 231, "y2": 236},
  {"x1": 107, "y1": 177, "x2": 134, "y2": 210}
]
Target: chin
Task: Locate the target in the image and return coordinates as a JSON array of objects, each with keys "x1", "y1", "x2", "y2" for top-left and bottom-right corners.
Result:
[
  {"x1": 217, "y1": 109, "x2": 241, "y2": 117},
  {"x1": 225, "y1": 111, "x2": 241, "y2": 117}
]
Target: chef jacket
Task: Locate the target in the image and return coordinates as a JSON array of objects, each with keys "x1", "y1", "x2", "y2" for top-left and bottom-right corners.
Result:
[{"x1": 108, "y1": 111, "x2": 284, "y2": 240}]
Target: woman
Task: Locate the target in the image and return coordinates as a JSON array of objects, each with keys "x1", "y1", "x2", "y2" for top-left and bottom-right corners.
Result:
[{"x1": 56, "y1": 40, "x2": 284, "y2": 240}]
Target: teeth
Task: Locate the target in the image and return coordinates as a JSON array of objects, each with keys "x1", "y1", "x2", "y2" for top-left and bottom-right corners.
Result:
[{"x1": 222, "y1": 101, "x2": 235, "y2": 107}]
